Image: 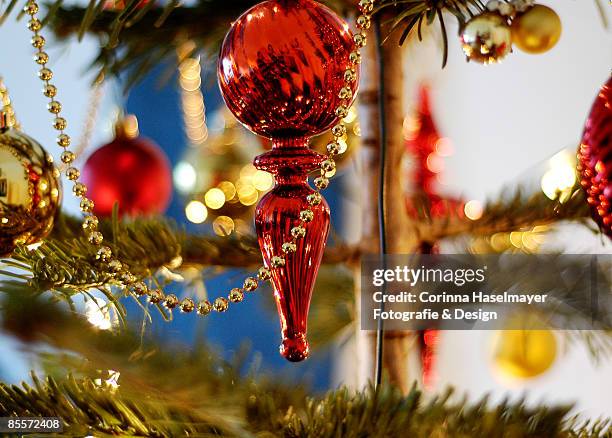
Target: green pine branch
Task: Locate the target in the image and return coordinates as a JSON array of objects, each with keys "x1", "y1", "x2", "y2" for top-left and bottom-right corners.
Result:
[
  {"x1": 1, "y1": 0, "x2": 598, "y2": 84},
  {"x1": 0, "y1": 257, "x2": 609, "y2": 438},
  {"x1": 0, "y1": 300, "x2": 609, "y2": 438},
  {"x1": 5, "y1": 374, "x2": 609, "y2": 438},
  {"x1": 412, "y1": 185, "x2": 591, "y2": 244},
  {"x1": 0, "y1": 0, "x2": 485, "y2": 87},
  {"x1": 0, "y1": 180, "x2": 596, "y2": 329}
]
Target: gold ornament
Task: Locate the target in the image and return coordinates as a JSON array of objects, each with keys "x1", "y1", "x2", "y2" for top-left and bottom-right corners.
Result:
[
  {"x1": 511, "y1": 5, "x2": 561, "y2": 54},
  {"x1": 281, "y1": 242, "x2": 297, "y2": 254},
  {"x1": 492, "y1": 329, "x2": 557, "y2": 379},
  {"x1": 197, "y1": 300, "x2": 213, "y2": 315},
  {"x1": 180, "y1": 298, "x2": 195, "y2": 313},
  {"x1": 164, "y1": 293, "x2": 179, "y2": 309},
  {"x1": 460, "y1": 12, "x2": 512, "y2": 64},
  {"x1": 0, "y1": 113, "x2": 61, "y2": 256},
  {"x1": 243, "y1": 277, "x2": 258, "y2": 292},
  {"x1": 148, "y1": 289, "x2": 164, "y2": 304},
  {"x1": 213, "y1": 297, "x2": 229, "y2": 312},
  {"x1": 257, "y1": 267, "x2": 271, "y2": 281},
  {"x1": 132, "y1": 282, "x2": 148, "y2": 296},
  {"x1": 229, "y1": 288, "x2": 244, "y2": 303}
]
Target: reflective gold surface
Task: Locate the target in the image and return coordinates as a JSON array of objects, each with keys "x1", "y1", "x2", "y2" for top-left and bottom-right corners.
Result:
[
  {"x1": 512, "y1": 5, "x2": 562, "y2": 54},
  {"x1": 0, "y1": 124, "x2": 61, "y2": 256},
  {"x1": 460, "y1": 12, "x2": 512, "y2": 64}
]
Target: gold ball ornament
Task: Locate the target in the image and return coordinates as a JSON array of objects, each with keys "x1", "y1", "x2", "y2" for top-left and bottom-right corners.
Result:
[
  {"x1": 511, "y1": 5, "x2": 562, "y2": 54},
  {"x1": 492, "y1": 329, "x2": 557, "y2": 379},
  {"x1": 0, "y1": 113, "x2": 61, "y2": 256},
  {"x1": 460, "y1": 12, "x2": 513, "y2": 64}
]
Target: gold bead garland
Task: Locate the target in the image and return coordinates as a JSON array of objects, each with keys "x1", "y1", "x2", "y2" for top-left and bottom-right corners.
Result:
[{"x1": 23, "y1": 0, "x2": 373, "y2": 318}]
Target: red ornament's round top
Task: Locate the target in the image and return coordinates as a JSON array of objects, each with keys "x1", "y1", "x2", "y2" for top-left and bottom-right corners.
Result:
[
  {"x1": 217, "y1": 0, "x2": 358, "y2": 140},
  {"x1": 82, "y1": 135, "x2": 172, "y2": 217}
]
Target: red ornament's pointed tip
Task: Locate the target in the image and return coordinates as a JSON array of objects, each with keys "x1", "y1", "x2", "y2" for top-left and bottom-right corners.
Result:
[{"x1": 280, "y1": 333, "x2": 310, "y2": 362}]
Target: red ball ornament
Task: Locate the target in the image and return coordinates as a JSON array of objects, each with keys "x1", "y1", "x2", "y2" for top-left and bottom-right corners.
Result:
[
  {"x1": 578, "y1": 76, "x2": 612, "y2": 239},
  {"x1": 218, "y1": 0, "x2": 357, "y2": 362},
  {"x1": 82, "y1": 116, "x2": 172, "y2": 217}
]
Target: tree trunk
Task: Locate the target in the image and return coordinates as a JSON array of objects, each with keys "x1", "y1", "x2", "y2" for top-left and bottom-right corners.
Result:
[{"x1": 354, "y1": 21, "x2": 417, "y2": 394}]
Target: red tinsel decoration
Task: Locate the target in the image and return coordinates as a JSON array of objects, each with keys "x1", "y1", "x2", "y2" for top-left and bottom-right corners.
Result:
[{"x1": 405, "y1": 85, "x2": 464, "y2": 220}]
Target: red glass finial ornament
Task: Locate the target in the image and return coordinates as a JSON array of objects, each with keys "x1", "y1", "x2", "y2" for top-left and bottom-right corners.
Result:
[
  {"x1": 578, "y1": 76, "x2": 612, "y2": 239},
  {"x1": 218, "y1": 0, "x2": 358, "y2": 361}
]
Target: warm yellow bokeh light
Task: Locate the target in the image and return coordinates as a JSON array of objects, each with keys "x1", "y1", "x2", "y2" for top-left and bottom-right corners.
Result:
[
  {"x1": 541, "y1": 150, "x2": 576, "y2": 201},
  {"x1": 509, "y1": 231, "x2": 523, "y2": 248},
  {"x1": 464, "y1": 200, "x2": 483, "y2": 221},
  {"x1": 240, "y1": 163, "x2": 257, "y2": 181},
  {"x1": 343, "y1": 106, "x2": 357, "y2": 123},
  {"x1": 218, "y1": 181, "x2": 237, "y2": 200},
  {"x1": 426, "y1": 153, "x2": 444, "y2": 173},
  {"x1": 402, "y1": 115, "x2": 420, "y2": 140},
  {"x1": 252, "y1": 170, "x2": 274, "y2": 191},
  {"x1": 337, "y1": 138, "x2": 348, "y2": 154},
  {"x1": 490, "y1": 232, "x2": 510, "y2": 251},
  {"x1": 213, "y1": 216, "x2": 235, "y2": 236},
  {"x1": 435, "y1": 137, "x2": 454, "y2": 157},
  {"x1": 204, "y1": 188, "x2": 226, "y2": 209},
  {"x1": 237, "y1": 183, "x2": 258, "y2": 206},
  {"x1": 185, "y1": 200, "x2": 208, "y2": 223}
]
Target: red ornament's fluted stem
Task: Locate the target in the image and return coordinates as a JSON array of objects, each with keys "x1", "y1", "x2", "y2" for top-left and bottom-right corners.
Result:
[{"x1": 254, "y1": 138, "x2": 330, "y2": 362}]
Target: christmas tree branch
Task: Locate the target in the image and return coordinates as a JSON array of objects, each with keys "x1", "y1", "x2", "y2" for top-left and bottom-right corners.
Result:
[
  {"x1": 7, "y1": 0, "x2": 485, "y2": 86},
  {"x1": 2, "y1": 206, "x2": 610, "y2": 361},
  {"x1": 0, "y1": 183, "x2": 595, "y2": 301},
  {"x1": 6, "y1": 372, "x2": 608, "y2": 437},
  {"x1": 0, "y1": 300, "x2": 609, "y2": 437},
  {"x1": 413, "y1": 185, "x2": 591, "y2": 243},
  {"x1": 0, "y1": 211, "x2": 360, "y2": 328}
]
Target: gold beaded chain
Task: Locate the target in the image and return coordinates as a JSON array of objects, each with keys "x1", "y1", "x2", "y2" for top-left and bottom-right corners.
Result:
[
  {"x1": 270, "y1": 2, "x2": 372, "y2": 269},
  {"x1": 1, "y1": 74, "x2": 103, "y2": 166},
  {"x1": 22, "y1": 0, "x2": 373, "y2": 317}
]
